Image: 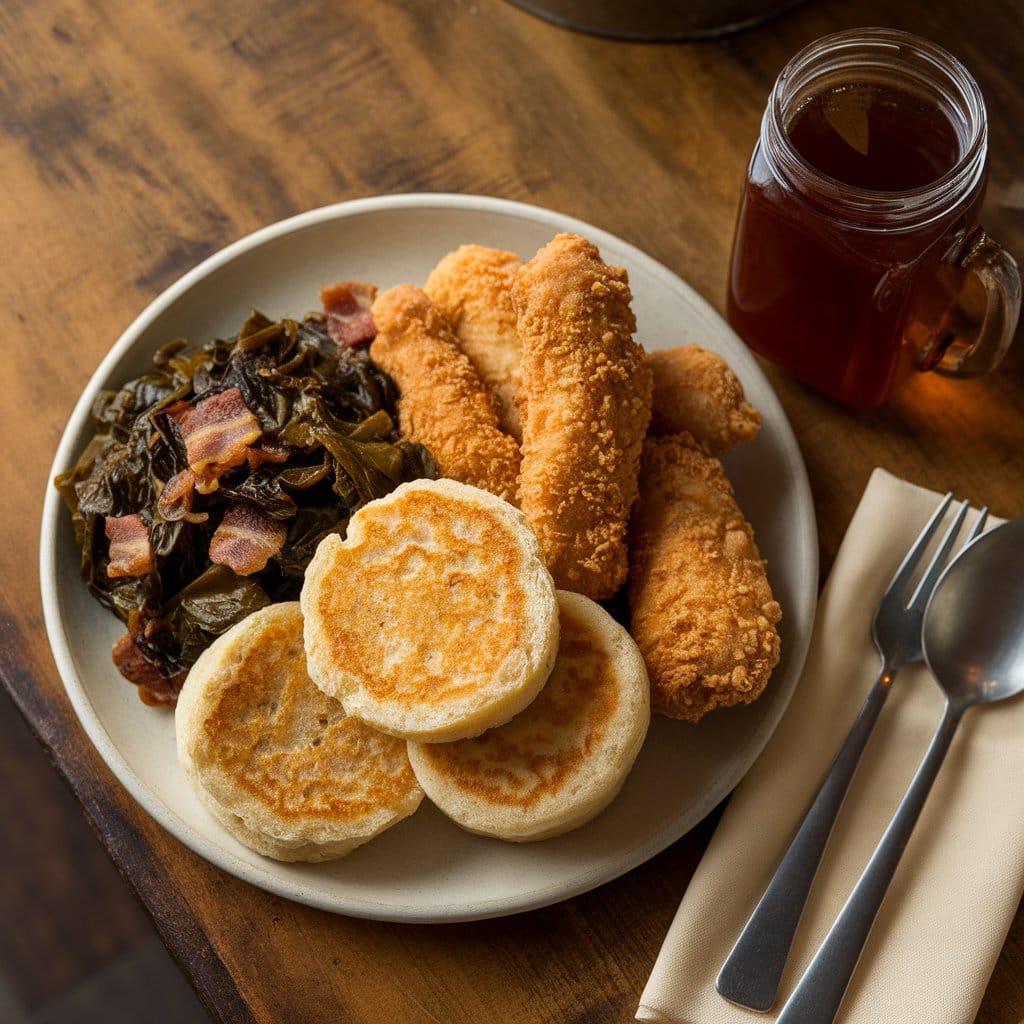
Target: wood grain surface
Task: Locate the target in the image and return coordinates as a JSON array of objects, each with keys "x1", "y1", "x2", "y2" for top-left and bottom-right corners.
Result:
[{"x1": 1, "y1": 0, "x2": 1022, "y2": 1021}]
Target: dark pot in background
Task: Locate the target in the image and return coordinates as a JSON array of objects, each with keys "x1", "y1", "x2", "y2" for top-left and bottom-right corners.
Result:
[{"x1": 505, "y1": 0, "x2": 806, "y2": 40}]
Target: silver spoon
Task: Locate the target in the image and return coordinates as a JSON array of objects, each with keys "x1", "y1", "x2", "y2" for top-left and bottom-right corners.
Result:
[{"x1": 777, "y1": 515, "x2": 1024, "y2": 1024}]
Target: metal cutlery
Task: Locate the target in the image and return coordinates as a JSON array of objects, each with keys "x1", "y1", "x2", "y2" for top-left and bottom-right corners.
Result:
[
  {"x1": 776, "y1": 514, "x2": 1024, "y2": 1024},
  {"x1": 716, "y1": 493, "x2": 987, "y2": 1011}
]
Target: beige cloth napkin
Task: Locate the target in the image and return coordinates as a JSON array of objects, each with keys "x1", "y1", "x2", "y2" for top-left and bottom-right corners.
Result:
[{"x1": 638, "y1": 468, "x2": 1023, "y2": 1024}]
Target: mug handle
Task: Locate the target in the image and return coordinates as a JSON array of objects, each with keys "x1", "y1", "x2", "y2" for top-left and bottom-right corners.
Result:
[{"x1": 917, "y1": 227, "x2": 1022, "y2": 377}]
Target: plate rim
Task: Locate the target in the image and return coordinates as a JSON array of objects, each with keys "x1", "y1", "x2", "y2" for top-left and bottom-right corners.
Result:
[{"x1": 39, "y1": 192, "x2": 818, "y2": 922}]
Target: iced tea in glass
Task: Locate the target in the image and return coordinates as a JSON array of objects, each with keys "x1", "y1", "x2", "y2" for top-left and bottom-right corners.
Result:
[{"x1": 727, "y1": 28, "x2": 1019, "y2": 408}]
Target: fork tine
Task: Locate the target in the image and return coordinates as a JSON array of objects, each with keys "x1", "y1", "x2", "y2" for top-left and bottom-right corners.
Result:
[
  {"x1": 967, "y1": 507, "x2": 990, "y2": 544},
  {"x1": 884, "y1": 492, "x2": 954, "y2": 598},
  {"x1": 906, "y1": 499, "x2": 970, "y2": 609}
]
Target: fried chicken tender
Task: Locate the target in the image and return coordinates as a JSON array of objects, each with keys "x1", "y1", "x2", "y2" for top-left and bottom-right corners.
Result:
[
  {"x1": 425, "y1": 244, "x2": 524, "y2": 442},
  {"x1": 647, "y1": 345, "x2": 761, "y2": 453},
  {"x1": 370, "y1": 285, "x2": 520, "y2": 504},
  {"x1": 628, "y1": 434, "x2": 781, "y2": 722},
  {"x1": 513, "y1": 233, "x2": 652, "y2": 600}
]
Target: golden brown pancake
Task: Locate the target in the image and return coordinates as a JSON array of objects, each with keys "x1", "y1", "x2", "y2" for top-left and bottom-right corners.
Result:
[
  {"x1": 301, "y1": 478, "x2": 560, "y2": 743},
  {"x1": 176, "y1": 602, "x2": 423, "y2": 862},
  {"x1": 407, "y1": 590, "x2": 650, "y2": 841}
]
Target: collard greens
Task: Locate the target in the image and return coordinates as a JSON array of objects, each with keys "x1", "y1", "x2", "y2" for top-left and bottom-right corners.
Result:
[{"x1": 55, "y1": 310, "x2": 435, "y2": 706}]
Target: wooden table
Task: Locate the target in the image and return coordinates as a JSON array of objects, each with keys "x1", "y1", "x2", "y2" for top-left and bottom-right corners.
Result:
[{"x1": 2, "y1": 0, "x2": 1022, "y2": 1021}]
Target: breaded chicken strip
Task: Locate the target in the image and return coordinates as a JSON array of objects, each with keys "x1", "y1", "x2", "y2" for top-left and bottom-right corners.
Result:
[
  {"x1": 513, "y1": 233, "x2": 652, "y2": 600},
  {"x1": 425, "y1": 244, "x2": 524, "y2": 442},
  {"x1": 628, "y1": 434, "x2": 781, "y2": 722},
  {"x1": 370, "y1": 285, "x2": 520, "y2": 504},
  {"x1": 647, "y1": 345, "x2": 761, "y2": 453}
]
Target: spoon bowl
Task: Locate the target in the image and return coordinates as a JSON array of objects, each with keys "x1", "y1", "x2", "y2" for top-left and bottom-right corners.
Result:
[{"x1": 924, "y1": 516, "x2": 1024, "y2": 710}]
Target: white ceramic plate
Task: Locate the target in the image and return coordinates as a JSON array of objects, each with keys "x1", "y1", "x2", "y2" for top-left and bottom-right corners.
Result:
[{"x1": 40, "y1": 194, "x2": 817, "y2": 922}]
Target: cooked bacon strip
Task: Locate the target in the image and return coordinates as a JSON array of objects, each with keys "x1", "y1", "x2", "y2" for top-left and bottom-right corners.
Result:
[
  {"x1": 246, "y1": 439, "x2": 292, "y2": 472},
  {"x1": 208, "y1": 504, "x2": 287, "y2": 576},
  {"x1": 161, "y1": 399, "x2": 191, "y2": 419},
  {"x1": 157, "y1": 468, "x2": 196, "y2": 520},
  {"x1": 175, "y1": 387, "x2": 261, "y2": 494},
  {"x1": 156, "y1": 468, "x2": 209, "y2": 524},
  {"x1": 111, "y1": 632, "x2": 183, "y2": 705},
  {"x1": 105, "y1": 514, "x2": 154, "y2": 578},
  {"x1": 321, "y1": 281, "x2": 378, "y2": 347}
]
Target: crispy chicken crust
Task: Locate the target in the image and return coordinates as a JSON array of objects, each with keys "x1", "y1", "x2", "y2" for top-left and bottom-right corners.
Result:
[
  {"x1": 512, "y1": 233, "x2": 652, "y2": 600},
  {"x1": 425, "y1": 244, "x2": 524, "y2": 442},
  {"x1": 647, "y1": 345, "x2": 761, "y2": 453},
  {"x1": 628, "y1": 434, "x2": 781, "y2": 722},
  {"x1": 370, "y1": 285, "x2": 521, "y2": 504}
]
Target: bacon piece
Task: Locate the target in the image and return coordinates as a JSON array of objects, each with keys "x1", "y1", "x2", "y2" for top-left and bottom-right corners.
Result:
[
  {"x1": 156, "y1": 468, "x2": 209, "y2": 524},
  {"x1": 157, "y1": 468, "x2": 196, "y2": 520},
  {"x1": 111, "y1": 632, "x2": 183, "y2": 705},
  {"x1": 162, "y1": 399, "x2": 191, "y2": 419},
  {"x1": 245, "y1": 439, "x2": 292, "y2": 472},
  {"x1": 105, "y1": 514, "x2": 154, "y2": 578},
  {"x1": 209, "y1": 504, "x2": 287, "y2": 576},
  {"x1": 321, "y1": 281, "x2": 378, "y2": 347},
  {"x1": 175, "y1": 387, "x2": 262, "y2": 494}
]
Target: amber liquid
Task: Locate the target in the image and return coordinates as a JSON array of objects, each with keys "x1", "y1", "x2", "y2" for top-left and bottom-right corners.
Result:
[{"x1": 728, "y1": 81, "x2": 978, "y2": 408}]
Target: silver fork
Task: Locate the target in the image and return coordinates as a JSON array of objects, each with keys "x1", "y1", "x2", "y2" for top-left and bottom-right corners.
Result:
[{"x1": 715, "y1": 493, "x2": 988, "y2": 1012}]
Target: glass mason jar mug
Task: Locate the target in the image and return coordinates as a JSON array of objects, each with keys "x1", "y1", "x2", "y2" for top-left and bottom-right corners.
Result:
[{"x1": 726, "y1": 28, "x2": 1020, "y2": 409}]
